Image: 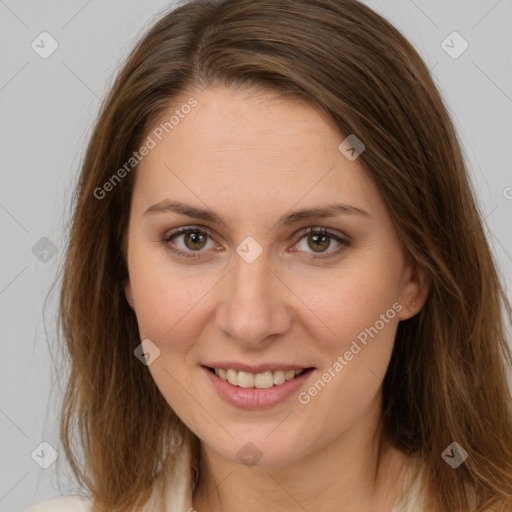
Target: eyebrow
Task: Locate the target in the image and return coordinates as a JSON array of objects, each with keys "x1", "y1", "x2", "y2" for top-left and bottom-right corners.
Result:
[{"x1": 143, "y1": 199, "x2": 370, "y2": 226}]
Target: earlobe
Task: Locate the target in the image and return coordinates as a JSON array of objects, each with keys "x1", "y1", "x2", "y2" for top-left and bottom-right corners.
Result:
[
  {"x1": 125, "y1": 280, "x2": 134, "y2": 310},
  {"x1": 397, "y1": 258, "x2": 430, "y2": 321}
]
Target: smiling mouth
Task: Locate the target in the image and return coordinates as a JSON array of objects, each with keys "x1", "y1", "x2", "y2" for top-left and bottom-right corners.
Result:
[{"x1": 205, "y1": 366, "x2": 315, "y2": 389}]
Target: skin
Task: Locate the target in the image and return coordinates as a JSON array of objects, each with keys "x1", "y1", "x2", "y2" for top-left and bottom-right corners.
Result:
[{"x1": 124, "y1": 86, "x2": 429, "y2": 511}]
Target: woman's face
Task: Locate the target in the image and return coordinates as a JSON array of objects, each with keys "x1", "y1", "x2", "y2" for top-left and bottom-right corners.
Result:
[{"x1": 124, "y1": 86, "x2": 424, "y2": 467}]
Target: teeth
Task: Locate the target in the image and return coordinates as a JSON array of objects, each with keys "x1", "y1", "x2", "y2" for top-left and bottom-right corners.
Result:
[
  {"x1": 227, "y1": 369, "x2": 238, "y2": 386},
  {"x1": 238, "y1": 371, "x2": 255, "y2": 388},
  {"x1": 254, "y1": 371, "x2": 274, "y2": 388},
  {"x1": 285, "y1": 370, "x2": 296, "y2": 380},
  {"x1": 213, "y1": 368, "x2": 306, "y2": 388},
  {"x1": 273, "y1": 370, "x2": 286, "y2": 385}
]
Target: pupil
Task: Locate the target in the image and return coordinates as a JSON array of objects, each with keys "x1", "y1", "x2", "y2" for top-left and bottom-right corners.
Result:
[
  {"x1": 186, "y1": 232, "x2": 206, "y2": 250},
  {"x1": 310, "y1": 234, "x2": 329, "y2": 252}
]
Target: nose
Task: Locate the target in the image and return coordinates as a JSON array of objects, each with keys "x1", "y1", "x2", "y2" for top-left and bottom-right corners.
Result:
[{"x1": 214, "y1": 247, "x2": 292, "y2": 348}]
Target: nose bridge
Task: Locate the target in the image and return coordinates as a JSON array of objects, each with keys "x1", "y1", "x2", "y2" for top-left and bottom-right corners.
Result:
[
  {"x1": 231, "y1": 250, "x2": 270, "y2": 307},
  {"x1": 215, "y1": 246, "x2": 290, "y2": 345}
]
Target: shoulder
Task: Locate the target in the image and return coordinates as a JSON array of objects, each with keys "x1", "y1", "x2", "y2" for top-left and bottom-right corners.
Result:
[{"x1": 22, "y1": 495, "x2": 93, "y2": 512}]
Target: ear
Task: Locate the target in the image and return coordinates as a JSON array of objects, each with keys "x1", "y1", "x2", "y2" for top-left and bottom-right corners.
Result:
[
  {"x1": 396, "y1": 254, "x2": 430, "y2": 321},
  {"x1": 125, "y1": 280, "x2": 135, "y2": 310}
]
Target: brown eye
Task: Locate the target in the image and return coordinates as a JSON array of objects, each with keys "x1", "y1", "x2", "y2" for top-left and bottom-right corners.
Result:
[
  {"x1": 294, "y1": 227, "x2": 350, "y2": 258},
  {"x1": 307, "y1": 232, "x2": 332, "y2": 252},
  {"x1": 163, "y1": 227, "x2": 216, "y2": 258},
  {"x1": 182, "y1": 231, "x2": 208, "y2": 251}
]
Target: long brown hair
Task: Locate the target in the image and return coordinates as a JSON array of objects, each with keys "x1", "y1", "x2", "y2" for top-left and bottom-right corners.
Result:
[{"x1": 56, "y1": 0, "x2": 512, "y2": 510}]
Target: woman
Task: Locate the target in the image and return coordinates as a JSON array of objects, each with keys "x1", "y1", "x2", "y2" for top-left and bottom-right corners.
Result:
[{"x1": 24, "y1": 0, "x2": 512, "y2": 511}]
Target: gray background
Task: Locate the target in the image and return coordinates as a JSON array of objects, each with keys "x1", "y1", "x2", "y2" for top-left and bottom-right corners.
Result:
[{"x1": 0, "y1": 1, "x2": 511, "y2": 510}]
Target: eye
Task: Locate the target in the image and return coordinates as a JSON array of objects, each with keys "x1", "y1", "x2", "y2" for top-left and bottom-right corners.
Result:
[
  {"x1": 292, "y1": 227, "x2": 350, "y2": 258},
  {"x1": 162, "y1": 227, "x2": 218, "y2": 259},
  {"x1": 162, "y1": 226, "x2": 350, "y2": 260}
]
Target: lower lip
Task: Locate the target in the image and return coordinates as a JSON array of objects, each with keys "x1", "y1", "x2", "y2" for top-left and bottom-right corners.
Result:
[{"x1": 203, "y1": 366, "x2": 315, "y2": 409}]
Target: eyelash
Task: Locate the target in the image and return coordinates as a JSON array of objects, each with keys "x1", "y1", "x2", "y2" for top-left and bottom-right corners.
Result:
[{"x1": 162, "y1": 226, "x2": 350, "y2": 261}]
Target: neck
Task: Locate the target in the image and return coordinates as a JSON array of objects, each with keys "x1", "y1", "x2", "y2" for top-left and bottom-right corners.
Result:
[{"x1": 192, "y1": 395, "x2": 409, "y2": 512}]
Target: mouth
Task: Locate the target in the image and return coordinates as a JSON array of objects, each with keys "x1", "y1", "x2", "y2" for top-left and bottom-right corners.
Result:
[
  {"x1": 202, "y1": 365, "x2": 316, "y2": 409},
  {"x1": 204, "y1": 366, "x2": 314, "y2": 389}
]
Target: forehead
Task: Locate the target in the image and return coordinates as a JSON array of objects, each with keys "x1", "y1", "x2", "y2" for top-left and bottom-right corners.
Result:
[
  {"x1": 151, "y1": 87, "x2": 339, "y2": 153},
  {"x1": 132, "y1": 86, "x2": 378, "y2": 217}
]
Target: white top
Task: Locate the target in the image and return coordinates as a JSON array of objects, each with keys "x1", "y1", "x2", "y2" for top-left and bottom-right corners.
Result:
[
  {"x1": 22, "y1": 495, "x2": 92, "y2": 512},
  {"x1": 22, "y1": 444, "x2": 426, "y2": 512},
  {"x1": 23, "y1": 488, "x2": 425, "y2": 512},
  {"x1": 22, "y1": 486, "x2": 425, "y2": 512}
]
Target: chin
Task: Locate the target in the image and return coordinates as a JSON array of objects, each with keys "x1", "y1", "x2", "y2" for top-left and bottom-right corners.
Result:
[{"x1": 206, "y1": 428, "x2": 313, "y2": 468}]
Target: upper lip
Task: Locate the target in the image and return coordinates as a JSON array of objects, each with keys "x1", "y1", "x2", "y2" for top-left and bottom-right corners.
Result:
[{"x1": 203, "y1": 362, "x2": 314, "y2": 373}]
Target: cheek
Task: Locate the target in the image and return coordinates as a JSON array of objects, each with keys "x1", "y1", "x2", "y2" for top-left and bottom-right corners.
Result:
[
  {"x1": 289, "y1": 255, "x2": 402, "y2": 348},
  {"x1": 127, "y1": 245, "x2": 210, "y2": 417},
  {"x1": 290, "y1": 255, "x2": 402, "y2": 407},
  {"x1": 128, "y1": 241, "x2": 213, "y2": 344}
]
